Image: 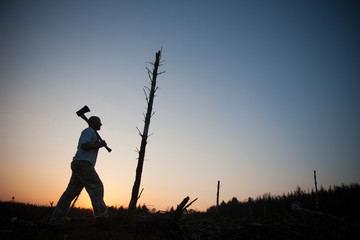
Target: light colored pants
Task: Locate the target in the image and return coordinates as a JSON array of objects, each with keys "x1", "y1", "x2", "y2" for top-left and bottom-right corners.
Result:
[{"x1": 50, "y1": 160, "x2": 108, "y2": 222}]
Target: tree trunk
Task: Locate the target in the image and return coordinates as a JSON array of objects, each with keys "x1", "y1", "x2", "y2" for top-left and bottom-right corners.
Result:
[{"x1": 128, "y1": 50, "x2": 162, "y2": 211}]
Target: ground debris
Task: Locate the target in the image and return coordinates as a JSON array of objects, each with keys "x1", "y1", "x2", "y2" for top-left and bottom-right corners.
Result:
[{"x1": 1, "y1": 200, "x2": 359, "y2": 240}]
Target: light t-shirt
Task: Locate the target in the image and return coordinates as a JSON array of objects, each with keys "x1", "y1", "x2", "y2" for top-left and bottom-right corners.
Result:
[{"x1": 73, "y1": 127, "x2": 99, "y2": 165}]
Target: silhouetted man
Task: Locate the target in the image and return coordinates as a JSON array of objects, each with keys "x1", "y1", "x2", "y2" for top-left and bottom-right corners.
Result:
[{"x1": 49, "y1": 116, "x2": 108, "y2": 225}]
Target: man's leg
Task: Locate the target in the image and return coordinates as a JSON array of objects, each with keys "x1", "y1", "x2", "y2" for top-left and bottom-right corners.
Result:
[
  {"x1": 72, "y1": 161, "x2": 108, "y2": 218},
  {"x1": 50, "y1": 168, "x2": 84, "y2": 223}
]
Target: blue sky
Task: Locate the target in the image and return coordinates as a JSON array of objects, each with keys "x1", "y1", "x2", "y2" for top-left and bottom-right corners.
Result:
[{"x1": 1, "y1": 0, "x2": 359, "y2": 211}]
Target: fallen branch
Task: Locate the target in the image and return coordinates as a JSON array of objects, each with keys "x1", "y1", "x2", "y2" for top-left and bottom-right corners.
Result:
[
  {"x1": 174, "y1": 196, "x2": 190, "y2": 216},
  {"x1": 172, "y1": 196, "x2": 198, "y2": 220},
  {"x1": 184, "y1": 198, "x2": 198, "y2": 211}
]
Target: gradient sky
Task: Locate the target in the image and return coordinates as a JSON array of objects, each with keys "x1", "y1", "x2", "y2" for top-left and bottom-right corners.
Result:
[{"x1": 1, "y1": 0, "x2": 359, "y2": 211}]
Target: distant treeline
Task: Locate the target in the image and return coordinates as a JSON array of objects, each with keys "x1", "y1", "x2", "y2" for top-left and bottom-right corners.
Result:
[
  {"x1": 206, "y1": 183, "x2": 360, "y2": 221},
  {"x1": 1, "y1": 183, "x2": 359, "y2": 223}
]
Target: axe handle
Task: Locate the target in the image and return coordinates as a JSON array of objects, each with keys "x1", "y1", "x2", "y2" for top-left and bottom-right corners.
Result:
[
  {"x1": 79, "y1": 115, "x2": 112, "y2": 153},
  {"x1": 95, "y1": 131, "x2": 112, "y2": 152}
]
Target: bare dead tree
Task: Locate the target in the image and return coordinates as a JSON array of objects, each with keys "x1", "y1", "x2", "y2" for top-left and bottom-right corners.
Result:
[{"x1": 128, "y1": 50, "x2": 164, "y2": 211}]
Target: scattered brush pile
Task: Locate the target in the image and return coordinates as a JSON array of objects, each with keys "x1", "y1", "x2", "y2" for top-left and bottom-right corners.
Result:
[
  {"x1": 0, "y1": 197, "x2": 199, "y2": 240},
  {"x1": 1, "y1": 184, "x2": 360, "y2": 239}
]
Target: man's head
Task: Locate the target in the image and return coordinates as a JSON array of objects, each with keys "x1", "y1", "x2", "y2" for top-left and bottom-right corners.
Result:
[{"x1": 88, "y1": 116, "x2": 102, "y2": 131}]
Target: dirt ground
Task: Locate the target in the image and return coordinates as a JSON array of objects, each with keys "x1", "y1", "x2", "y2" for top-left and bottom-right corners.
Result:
[
  {"x1": 2, "y1": 211, "x2": 360, "y2": 240},
  {"x1": 1, "y1": 201, "x2": 360, "y2": 240}
]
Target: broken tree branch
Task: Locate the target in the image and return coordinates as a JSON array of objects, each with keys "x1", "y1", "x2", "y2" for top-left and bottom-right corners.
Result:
[
  {"x1": 184, "y1": 198, "x2": 198, "y2": 211},
  {"x1": 174, "y1": 196, "x2": 190, "y2": 216},
  {"x1": 137, "y1": 188, "x2": 144, "y2": 200}
]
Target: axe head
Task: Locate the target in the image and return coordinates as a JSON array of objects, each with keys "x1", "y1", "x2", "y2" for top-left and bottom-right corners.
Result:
[{"x1": 76, "y1": 105, "x2": 90, "y2": 117}]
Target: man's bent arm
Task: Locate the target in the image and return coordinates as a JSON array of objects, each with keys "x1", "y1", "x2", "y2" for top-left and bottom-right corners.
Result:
[{"x1": 81, "y1": 140, "x2": 107, "y2": 150}]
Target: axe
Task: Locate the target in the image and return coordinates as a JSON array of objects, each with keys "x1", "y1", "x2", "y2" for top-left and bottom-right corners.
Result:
[{"x1": 76, "y1": 105, "x2": 112, "y2": 152}]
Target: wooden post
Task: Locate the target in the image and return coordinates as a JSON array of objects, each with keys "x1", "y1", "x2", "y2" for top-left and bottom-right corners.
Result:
[
  {"x1": 128, "y1": 50, "x2": 163, "y2": 211},
  {"x1": 216, "y1": 181, "x2": 220, "y2": 215},
  {"x1": 216, "y1": 181, "x2": 220, "y2": 207},
  {"x1": 314, "y1": 170, "x2": 319, "y2": 211}
]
